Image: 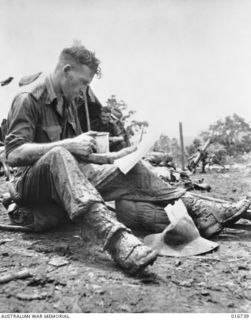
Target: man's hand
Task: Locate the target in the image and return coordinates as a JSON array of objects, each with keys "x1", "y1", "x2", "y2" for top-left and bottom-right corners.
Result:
[
  {"x1": 68, "y1": 133, "x2": 97, "y2": 157},
  {"x1": 7, "y1": 132, "x2": 98, "y2": 167}
]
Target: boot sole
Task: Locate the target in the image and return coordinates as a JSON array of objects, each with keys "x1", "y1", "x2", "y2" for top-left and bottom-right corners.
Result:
[
  {"x1": 127, "y1": 250, "x2": 158, "y2": 275},
  {"x1": 222, "y1": 201, "x2": 250, "y2": 227}
]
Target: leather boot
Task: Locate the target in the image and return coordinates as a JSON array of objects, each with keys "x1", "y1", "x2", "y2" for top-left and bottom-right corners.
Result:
[
  {"x1": 105, "y1": 229, "x2": 158, "y2": 275},
  {"x1": 82, "y1": 203, "x2": 158, "y2": 275},
  {"x1": 181, "y1": 193, "x2": 250, "y2": 238}
]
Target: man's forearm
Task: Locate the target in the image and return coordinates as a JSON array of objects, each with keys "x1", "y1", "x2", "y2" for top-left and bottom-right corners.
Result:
[{"x1": 7, "y1": 139, "x2": 74, "y2": 167}]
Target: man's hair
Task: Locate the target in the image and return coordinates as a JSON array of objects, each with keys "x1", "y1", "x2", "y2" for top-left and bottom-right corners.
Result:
[
  {"x1": 101, "y1": 106, "x2": 112, "y2": 114},
  {"x1": 59, "y1": 45, "x2": 101, "y2": 77}
]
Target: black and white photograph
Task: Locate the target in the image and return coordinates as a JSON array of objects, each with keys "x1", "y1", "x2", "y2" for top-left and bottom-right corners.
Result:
[{"x1": 0, "y1": 0, "x2": 250, "y2": 316}]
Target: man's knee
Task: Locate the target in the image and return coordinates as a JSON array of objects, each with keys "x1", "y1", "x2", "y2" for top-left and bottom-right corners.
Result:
[
  {"x1": 46, "y1": 146, "x2": 71, "y2": 159},
  {"x1": 35, "y1": 146, "x2": 78, "y2": 176},
  {"x1": 41, "y1": 146, "x2": 77, "y2": 167}
]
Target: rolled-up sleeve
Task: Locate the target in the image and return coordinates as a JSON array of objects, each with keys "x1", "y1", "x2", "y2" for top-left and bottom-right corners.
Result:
[{"x1": 5, "y1": 93, "x2": 38, "y2": 158}]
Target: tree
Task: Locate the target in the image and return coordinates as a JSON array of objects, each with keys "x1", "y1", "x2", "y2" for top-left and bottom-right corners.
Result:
[
  {"x1": 207, "y1": 143, "x2": 227, "y2": 163},
  {"x1": 152, "y1": 135, "x2": 181, "y2": 164},
  {"x1": 200, "y1": 113, "x2": 251, "y2": 156},
  {"x1": 106, "y1": 95, "x2": 136, "y2": 123},
  {"x1": 106, "y1": 94, "x2": 148, "y2": 141},
  {"x1": 153, "y1": 134, "x2": 171, "y2": 153}
]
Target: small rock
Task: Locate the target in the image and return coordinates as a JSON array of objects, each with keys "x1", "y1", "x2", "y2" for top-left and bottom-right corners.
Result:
[
  {"x1": 53, "y1": 301, "x2": 65, "y2": 312},
  {"x1": 139, "y1": 272, "x2": 158, "y2": 284},
  {"x1": 92, "y1": 285, "x2": 105, "y2": 294},
  {"x1": 0, "y1": 238, "x2": 14, "y2": 245},
  {"x1": 87, "y1": 272, "x2": 95, "y2": 280},
  {"x1": 16, "y1": 291, "x2": 51, "y2": 300},
  {"x1": 120, "y1": 304, "x2": 131, "y2": 312},
  {"x1": 197, "y1": 282, "x2": 206, "y2": 286},
  {"x1": 71, "y1": 298, "x2": 82, "y2": 313},
  {"x1": 223, "y1": 269, "x2": 231, "y2": 274},
  {"x1": 238, "y1": 265, "x2": 249, "y2": 271},
  {"x1": 179, "y1": 279, "x2": 193, "y2": 287},
  {"x1": 207, "y1": 298, "x2": 218, "y2": 304},
  {"x1": 48, "y1": 257, "x2": 69, "y2": 267},
  {"x1": 228, "y1": 302, "x2": 235, "y2": 308}
]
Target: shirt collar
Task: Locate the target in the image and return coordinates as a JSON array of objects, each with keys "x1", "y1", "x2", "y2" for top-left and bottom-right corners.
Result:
[
  {"x1": 45, "y1": 74, "x2": 58, "y2": 105},
  {"x1": 45, "y1": 74, "x2": 68, "y2": 117}
]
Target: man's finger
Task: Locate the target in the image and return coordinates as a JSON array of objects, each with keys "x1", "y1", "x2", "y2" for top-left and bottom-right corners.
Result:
[
  {"x1": 86, "y1": 131, "x2": 98, "y2": 137},
  {"x1": 90, "y1": 143, "x2": 97, "y2": 152},
  {"x1": 88, "y1": 146, "x2": 94, "y2": 154},
  {"x1": 90, "y1": 138, "x2": 97, "y2": 148}
]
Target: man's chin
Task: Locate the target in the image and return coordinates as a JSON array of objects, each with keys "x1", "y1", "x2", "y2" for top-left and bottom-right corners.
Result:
[{"x1": 63, "y1": 94, "x2": 75, "y2": 103}]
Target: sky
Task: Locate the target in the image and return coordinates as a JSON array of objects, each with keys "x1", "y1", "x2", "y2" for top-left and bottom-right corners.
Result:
[{"x1": 1, "y1": 0, "x2": 251, "y2": 140}]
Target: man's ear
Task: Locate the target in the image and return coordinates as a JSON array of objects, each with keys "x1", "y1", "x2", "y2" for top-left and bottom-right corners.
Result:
[{"x1": 63, "y1": 64, "x2": 72, "y2": 75}]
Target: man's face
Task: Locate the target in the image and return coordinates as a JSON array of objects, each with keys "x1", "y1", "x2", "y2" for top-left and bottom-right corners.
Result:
[
  {"x1": 61, "y1": 64, "x2": 94, "y2": 102},
  {"x1": 101, "y1": 112, "x2": 111, "y2": 125}
]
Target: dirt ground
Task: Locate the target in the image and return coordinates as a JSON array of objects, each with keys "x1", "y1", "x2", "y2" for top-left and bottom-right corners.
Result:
[{"x1": 0, "y1": 162, "x2": 250, "y2": 313}]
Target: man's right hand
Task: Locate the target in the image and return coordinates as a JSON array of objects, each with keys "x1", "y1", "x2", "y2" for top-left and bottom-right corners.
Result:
[{"x1": 68, "y1": 133, "x2": 97, "y2": 157}]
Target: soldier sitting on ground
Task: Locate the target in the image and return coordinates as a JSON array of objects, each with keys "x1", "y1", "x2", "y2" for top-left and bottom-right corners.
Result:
[{"x1": 4, "y1": 44, "x2": 251, "y2": 276}]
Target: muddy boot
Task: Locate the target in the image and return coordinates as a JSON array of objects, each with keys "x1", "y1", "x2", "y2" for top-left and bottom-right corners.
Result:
[
  {"x1": 105, "y1": 229, "x2": 158, "y2": 275},
  {"x1": 82, "y1": 203, "x2": 158, "y2": 275},
  {"x1": 181, "y1": 193, "x2": 250, "y2": 238}
]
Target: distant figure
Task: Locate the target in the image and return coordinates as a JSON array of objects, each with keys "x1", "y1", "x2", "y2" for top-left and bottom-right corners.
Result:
[
  {"x1": 111, "y1": 107, "x2": 130, "y2": 149},
  {"x1": 187, "y1": 148, "x2": 209, "y2": 173},
  {"x1": 91, "y1": 106, "x2": 126, "y2": 151},
  {"x1": 199, "y1": 149, "x2": 209, "y2": 174},
  {"x1": 144, "y1": 152, "x2": 175, "y2": 169}
]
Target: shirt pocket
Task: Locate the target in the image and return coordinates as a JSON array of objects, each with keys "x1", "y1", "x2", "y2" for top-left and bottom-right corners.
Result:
[{"x1": 41, "y1": 125, "x2": 62, "y2": 142}]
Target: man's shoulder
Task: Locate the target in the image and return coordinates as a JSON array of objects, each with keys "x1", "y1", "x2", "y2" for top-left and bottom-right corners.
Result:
[
  {"x1": 17, "y1": 73, "x2": 47, "y2": 101},
  {"x1": 91, "y1": 118, "x2": 102, "y2": 130},
  {"x1": 109, "y1": 121, "x2": 120, "y2": 131}
]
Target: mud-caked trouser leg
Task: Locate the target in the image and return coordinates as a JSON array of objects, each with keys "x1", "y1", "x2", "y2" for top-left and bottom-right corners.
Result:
[
  {"x1": 112, "y1": 194, "x2": 250, "y2": 238},
  {"x1": 86, "y1": 160, "x2": 186, "y2": 203},
  {"x1": 15, "y1": 147, "x2": 157, "y2": 274},
  {"x1": 114, "y1": 200, "x2": 171, "y2": 233},
  {"x1": 78, "y1": 160, "x2": 185, "y2": 235},
  {"x1": 14, "y1": 147, "x2": 128, "y2": 242},
  {"x1": 81, "y1": 161, "x2": 250, "y2": 238}
]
